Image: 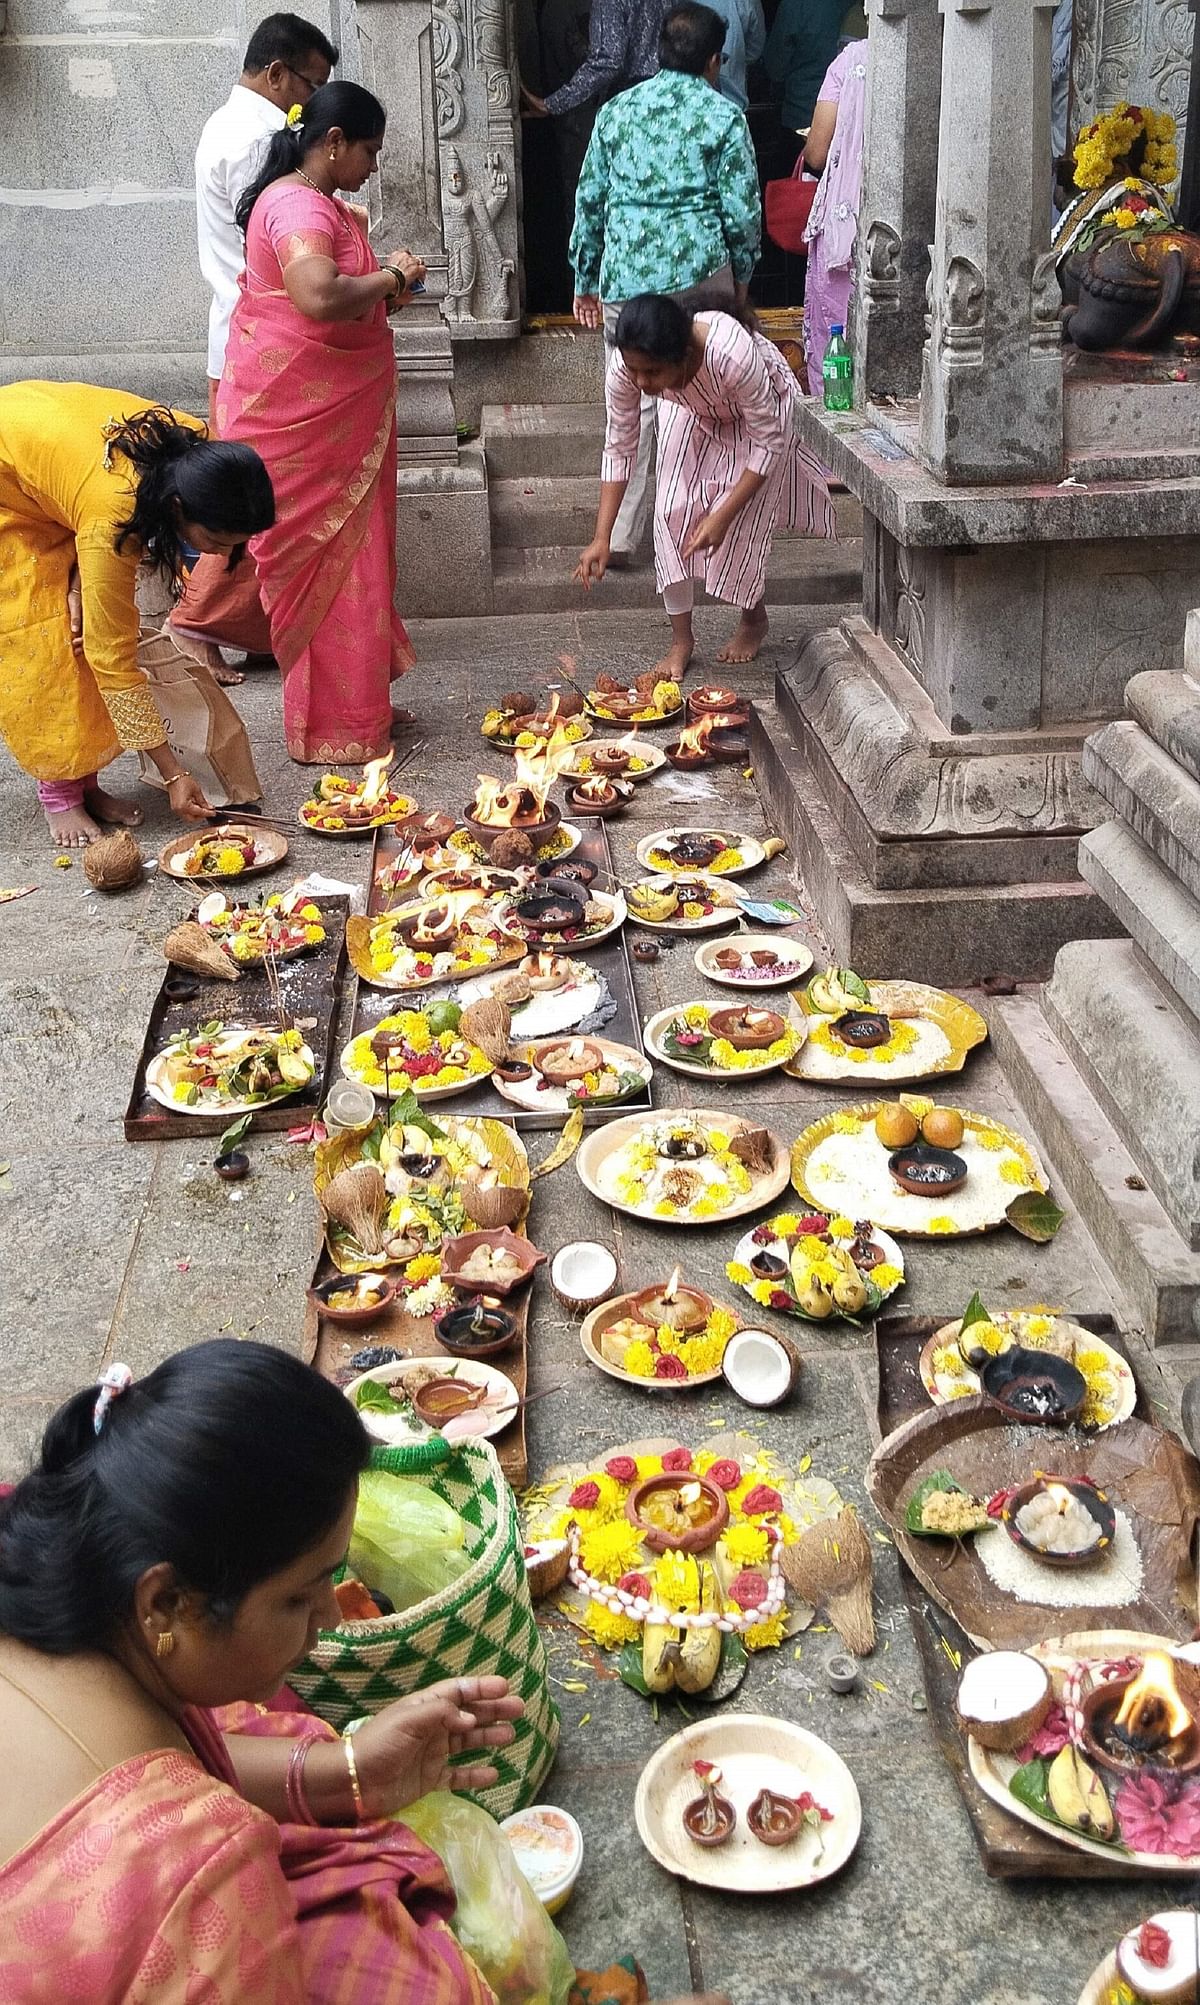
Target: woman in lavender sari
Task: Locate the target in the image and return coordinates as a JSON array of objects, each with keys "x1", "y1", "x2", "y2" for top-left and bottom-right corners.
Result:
[{"x1": 802, "y1": 39, "x2": 868, "y2": 398}]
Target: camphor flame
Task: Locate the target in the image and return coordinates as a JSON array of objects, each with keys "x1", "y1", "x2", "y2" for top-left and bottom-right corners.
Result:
[
  {"x1": 576, "y1": 776, "x2": 616, "y2": 803},
  {"x1": 513, "y1": 716, "x2": 576, "y2": 812},
  {"x1": 675, "y1": 717, "x2": 714, "y2": 757},
  {"x1": 361, "y1": 754, "x2": 394, "y2": 808},
  {"x1": 408, "y1": 888, "x2": 483, "y2": 944},
  {"x1": 1114, "y1": 1652, "x2": 1194, "y2": 1749}
]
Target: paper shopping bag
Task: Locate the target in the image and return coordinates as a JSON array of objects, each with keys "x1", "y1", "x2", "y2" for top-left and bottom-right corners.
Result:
[{"x1": 135, "y1": 626, "x2": 262, "y2": 807}]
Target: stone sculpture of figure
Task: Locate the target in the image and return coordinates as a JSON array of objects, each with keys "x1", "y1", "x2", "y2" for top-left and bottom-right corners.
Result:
[{"x1": 441, "y1": 146, "x2": 515, "y2": 322}]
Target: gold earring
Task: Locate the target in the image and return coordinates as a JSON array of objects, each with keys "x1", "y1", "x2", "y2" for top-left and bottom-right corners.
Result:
[{"x1": 156, "y1": 1631, "x2": 175, "y2": 1660}]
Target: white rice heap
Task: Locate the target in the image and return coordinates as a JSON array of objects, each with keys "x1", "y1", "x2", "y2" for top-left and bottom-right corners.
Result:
[
  {"x1": 803, "y1": 1123, "x2": 1040, "y2": 1234},
  {"x1": 975, "y1": 1506, "x2": 1144, "y2": 1608},
  {"x1": 797, "y1": 1017, "x2": 952, "y2": 1082}
]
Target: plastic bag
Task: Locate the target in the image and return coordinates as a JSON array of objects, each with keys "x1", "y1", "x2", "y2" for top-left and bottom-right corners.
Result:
[
  {"x1": 402, "y1": 1791, "x2": 575, "y2": 2005},
  {"x1": 348, "y1": 1470, "x2": 471, "y2": 1614}
]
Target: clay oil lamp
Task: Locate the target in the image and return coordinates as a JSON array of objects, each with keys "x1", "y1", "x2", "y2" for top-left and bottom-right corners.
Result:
[
  {"x1": 1081, "y1": 1651, "x2": 1200, "y2": 1777},
  {"x1": 464, "y1": 775, "x2": 563, "y2": 854},
  {"x1": 664, "y1": 833, "x2": 724, "y2": 871},
  {"x1": 535, "y1": 1036, "x2": 604, "y2": 1086},
  {"x1": 746, "y1": 1789, "x2": 804, "y2": 1848},
  {"x1": 591, "y1": 741, "x2": 634, "y2": 775},
  {"x1": 164, "y1": 970, "x2": 201, "y2": 1004},
  {"x1": 214, "y1": 1147, "x2": 250, "y2": 1182},
  {"x1": 493, "y1": 1056, "x2": 535, "y2": 1084},
  {"x1": 411, "y1": 1376, "x2": 491, "y2": 1428},
  {"x1": 309, "y1": 1272, "x2": 396, "y2": 1327},
  {"x1": 631, "y1": 938, "x2": 660, "y2": 964},
  {"x1": 832, "y1": 1009, "x2": 892, "y2": 1050},
  {"x1": 634, "y1": 1266, "x2": 711, "y2": 1332},
  {"x1": 749, "y1": 1248, "x2": 789, "y2": 1282},
  {"x1": 396, "y1": 891, "x2": 479, "y2": 951},
  {"x1": 887, "y1": 1141, "x2": 968, "y2": 1198},
  {"x1": 682, "y1": 1762, "x2": 736, "y2": 1849},
  {"x1": 535, "y1": 856, "x2": 597, "y2": 889},
  {"x1": 567, "y1": 774, "x2": 631, "y2": 818},
  {"x1": 666, "y1": 717, "x2": 715, "y2": 770},
  {"x1": 980, "y1": 1345, "x2": 1087, "y2": 1426},
  {"x1": 708, "y1": 1005, "x2": 786, "y2": 1051},
  {"x1": 1002, "y1": 1474, "x2": 1116, "y2": 1567},
  {"x1": 435, "y1": 1299, "x2": 518, "y2": 1359},
  {"x1": 398, "y1": 808, "x2": 457, "y2": 852},
  {"x1": 707, "y1": 724, "x2": 749, "y2": 764},
  {"x1": 626, "y1": 1471, "x2": 730, "y2": 1554},
  {"x1": 519, "y1": 950, "x2": 574, "y2": 991},
  {"x1": 687, "y1": 684, "x2": 740, "y2": 720},
  {"x1": 514, "y1": 885, "x2": 586, "y2": 935}
]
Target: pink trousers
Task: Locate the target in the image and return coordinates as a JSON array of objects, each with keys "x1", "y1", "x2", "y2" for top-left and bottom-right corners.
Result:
[{"x1": 38, "y1": 772, "x2": 97, "y2": 813}]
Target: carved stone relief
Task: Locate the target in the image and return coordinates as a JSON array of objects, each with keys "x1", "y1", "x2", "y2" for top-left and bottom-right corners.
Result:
[
  {"x1": 863, "y1": 220, "x2": 902, "y2": 304},
  {"x1": 431, "y1": 0, "x2": 521, "y2": 333},
  {"x1": 1070, "y1": 0, "x2": 1193, "y2": 154},
  {"x1": 940, "y1": 254, "x2": 985, "y2": 362},
  {"x1": 1030, "y1": 250, "x2": 1063, "y2": 354},
  {"x1": 893, "y1": 543, "x2": 927, "y2": 674},
  {"x1": 441, "y1": 146, "x2": 515, "y2": 321}
]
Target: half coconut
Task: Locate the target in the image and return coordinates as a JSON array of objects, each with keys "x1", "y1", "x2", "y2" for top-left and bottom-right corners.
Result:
[
  {"x1": 524, "y1": 1538, "x2": 570, "y2": 1600},
  {"x1": 1116, "y1": 1914, "x2": 1200, "y2": 2005},
  {"x1": 721, "y1": 1327, "x2": 800, "y2": 1409},
  {"x1": 551, "y1": 1241, "x2": 619, "y2": 1316},
  {"x1": 955, "y1": 1650, "x2": 1052, "y2": 1753}
]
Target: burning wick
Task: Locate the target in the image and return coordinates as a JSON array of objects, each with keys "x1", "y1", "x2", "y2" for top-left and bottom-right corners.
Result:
[
  {"x1": 663, "y1": 1265, "x2": 681, "y2": 1305},
  {"x1": 1111, "y1": 1653, "x2": 1195, "y2": 1757}
]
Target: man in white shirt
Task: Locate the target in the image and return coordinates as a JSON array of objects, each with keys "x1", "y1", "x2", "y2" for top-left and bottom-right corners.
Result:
[{"x1": 196, "y1": 12, "x2": 337, "y2": 427}]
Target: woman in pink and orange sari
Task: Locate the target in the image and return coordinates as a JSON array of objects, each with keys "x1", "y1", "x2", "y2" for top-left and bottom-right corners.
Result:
[{"x1": 219, "y1": 83, "x2": 424, "y2": 765}]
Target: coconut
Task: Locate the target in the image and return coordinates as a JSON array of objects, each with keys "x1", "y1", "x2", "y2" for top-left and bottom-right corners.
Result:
[
  {"x1": 82, "y1": 827, "x2": 144, "y2": 892},
  {"x1": 1115, "y1": 1914, "x2": 1200, "y2": 2005},
  {"x1": 321, "y1": 1162, "x2": 389, "y2": 1255},
  {"x1": 954, "y1": 1650, "x2": 1052, "y2": 1753},
  {"x1": 727, "y1": 1126, "x2": 776, "y2": 1175},
  {"x1": 782, "y1": 1508, "x2": 875, "y2": 1656},
  {"x1": 524, "y1": 1537, "x2": 570, "y2": 1600},
  {"x1": 461, "y1": 1174, "x2": 526, "y2": 1230},
  {"x1": 162, "y1": 920, "x2": 239, "y2": 982},
  {"x1": 551, "y1": 1240, "x2": 618, "y2": 1314},
  {"x1": 722, "y1": 1327, "x2": 800, "y2": 1409},
  {"x1": 459, "y1": 997, "x2": 512, "y2": 1067}
]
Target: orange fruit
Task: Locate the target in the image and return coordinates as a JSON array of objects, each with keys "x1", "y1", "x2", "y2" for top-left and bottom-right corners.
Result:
[
  {"x1": 875, "y1": 1101, "x2": 919, "y2": 1148},
  {"x1": 922, "y1": 1106, "x2": 965, "y2": 1150}
]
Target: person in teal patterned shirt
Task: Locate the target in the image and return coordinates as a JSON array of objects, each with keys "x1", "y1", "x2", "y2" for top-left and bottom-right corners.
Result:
[{"x1": 570, "y1": 4, "x2": 761, "y2": 563}]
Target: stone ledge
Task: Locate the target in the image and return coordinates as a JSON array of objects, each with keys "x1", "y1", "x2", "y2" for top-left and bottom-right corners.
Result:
[
  {"x1": 1125, "y1": 670, "x2": 1200, "y2": 791},
  {"x1": 1079, "y1": 820, "x2": 1200, "y2": 1031},
  {"x1": 1043, "y1": 940, "x2": 1200, "y2": 1248},
  {"x1": 794, "y1": 402, "x2": 1200, "y2": 548},
  {"x1": 991, "y1": 991, "x2": 1200, "y2": 1345},
  {"x1": 1083, "y1": 720, "x2": 1200, "y2": 905}
]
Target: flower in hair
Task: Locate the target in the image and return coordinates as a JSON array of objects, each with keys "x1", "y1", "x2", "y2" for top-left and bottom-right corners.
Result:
[
  {"x1": 94, "y1": 1363, "x2": 133, "y2": 1435},
  {"x1": 286, "y1": 102, "x2": 304, "y2": 129}
]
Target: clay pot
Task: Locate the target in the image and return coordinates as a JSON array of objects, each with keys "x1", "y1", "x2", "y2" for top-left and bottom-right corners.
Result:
[
  {"x1": 463, "y1": 799, "x2": 561, "y2": 855},
  {"x1": 747, "y1": 1790, "x2": 804, "y2": 1847},
  {"x1": 435, "y1": 1302, "x2": 518, "y2": 1358},
  {"x1": 707, "y1": 1006, "x2": 786, "y2": 1050},
  {"x1": 535, "y1": 1038, "x2": 604, "y2": 1086},
  {"x1": 625, "y1": 1473, "x2": 730, "y2": 1554}
]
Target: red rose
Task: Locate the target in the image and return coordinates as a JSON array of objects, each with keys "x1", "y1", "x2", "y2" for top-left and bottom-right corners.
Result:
[
  {"x1": 769, "y1": 1289, "x2": 794, "y2": 1310},
  {"x1": 605, "y1": 1455, "x2": 638, "y2": 1485},
  {"x1": 797, "y1": 1215, "x2": 828, "y2": 1236},
  {"x1": 741, "y1": 1483, "x2": 783, "y2": 1515},
  {"x1": 569, "y1": 1481, "x2": 601, "y2": 1510},
  {"x1": 654, "y1": 1353, "x2": 689, "y2": 1380},
  {"x1": 729, "y1": 1569, "x2": 768, "y2": 1610},
  {"x1": 617, "y1": 1571, "x2": 651, "y2": 1599},
  {"x1": 750, "y1": 1225, "x2": 775, "y2": 1245},
  {"x1": 1137, "y1": 1922, "x2": 1173, "y2": 1970},
  {"x1": 986, "y1": 1487, "x2": 1014, "y2": 1520},
  {"x1": 707, "y1": 1459, "x2": 742, "y2": 1490},
  {"x1": 661, "y1": 1447, "x2": 693, "y2": 1472}
]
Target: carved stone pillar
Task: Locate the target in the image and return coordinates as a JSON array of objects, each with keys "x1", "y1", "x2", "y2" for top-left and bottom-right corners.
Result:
[
  {"x1": 853, "y1": 0, "x2": 942, "y2": 402},
  {"x1": 1070, "y1": 0, "x2": 1194, "y2": 153},
  {"x1": 919, "y1": 0, "x2": 1064, "y2": 485},
  {"x1": 433, "y1": 0, "x2": 521, "y2": 337}
]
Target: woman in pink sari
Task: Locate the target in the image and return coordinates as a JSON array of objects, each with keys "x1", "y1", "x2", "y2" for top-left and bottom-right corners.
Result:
[
  {"x1": 802, "y1": 39, "x2": 869, "y2": 398},
  {"x1": 219, "y1": 83, "x2": 424, "y2": 764}
]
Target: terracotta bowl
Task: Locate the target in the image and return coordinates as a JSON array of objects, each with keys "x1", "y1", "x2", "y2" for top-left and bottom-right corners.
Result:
[
  {"x1": 1079, "y1": 1669, "x2": 1200, "y2": 1777},
  {"x1": 535, "y1": 857, "x2": 598, "y2": 888},
  {"x1": 308, "y1": 1274, "x2": 397, "y2": 1327},
  {"x1": 833, "y1": 1010, "x2": 892, "y2": 1050},
  {"x1": 707, "y1": 728, "x2": 749, "y2": 764},
  {"x1": 980, "y1": 1345, "x2": 1087, "y2": 1426},
  {"x1": 888, "y1": 1143, "x2": 968, "y2": 1197},
  {"x1": 435, "y1": 1302, "x2": 519, "y2": 1358},
  {"x1": 535, "y1": 1038, "x2": 605, "y2": 1086},
  {"x1": 625, "y1": 1473, "x2": 730, "y2": 1554},
  {"x1": 708, "y1": 1006, "x2": 786, "y2": 1051},
  {"x1": 633, "y1": 1282, "x2": 712, "y2": 1332},
  {"x1": 687, "y1": 687, "x2": 740, "y2": 719},
  {"x1": 1002, "y1": 1474, "x2": 1116, "y2": 1567},
  {"x1": 590, "y1": 744, "x2": 633, "y2": 773},
  {"x1": 439, "y1": 1227, "x2": 546, "y2": 1297},
  {"x1": 463, "y1": 800, "x2": 561, "y2": 854},
  {"x1": 568, "y1": 785, "x2": 627, "y2": 819},
  {"x1": 513, "y1": 886, "x2": 587, "y2": 934}
]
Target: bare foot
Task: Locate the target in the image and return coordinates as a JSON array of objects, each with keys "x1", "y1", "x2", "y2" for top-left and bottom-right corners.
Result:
[
  {"x1": 46, "y1": 804, "x2": 102, "y2": 847},
  {"x1": 84, "y1": 785, "x2": 144, "y2": 828},
  {"x1": 213, "y1": 662, "x2": 245, "y2": 687},
  {"x1": 717, "y1": 606, "x2": 769, "y2": 664},
  {"x1": 391, "y1": 706, "x2": 420, "y2": 733},
  {"x1": 654, "y1": 637, "x2": 695, "y2": 682}
]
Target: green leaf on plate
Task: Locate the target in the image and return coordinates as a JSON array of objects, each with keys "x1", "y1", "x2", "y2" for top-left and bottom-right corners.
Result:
[
  {"x1": 386, "y1": 1087, "x2": 446, "y2": 1142},
  {"x1": 959, "y1": 1290, "x2": 991, "y2": 1335},
  {"x1": 1009, "y1": 1757, "x2": 1054, "y2": 1821},
  {"x1": 617, "y1": 1644, "x2": 651, "y2": 1697},
  {"x1": 1006, "y1": 1191, "x2": 1067, "y2": 1243},
  {"x1": 905, "y1": 1471, "x2": 970, "y2": 1537},
  {"x1": 354, "y1": 1378, "x2": 406, "y2": 1415}
]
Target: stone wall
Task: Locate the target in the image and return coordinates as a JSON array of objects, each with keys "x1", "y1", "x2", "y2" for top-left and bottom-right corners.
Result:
[{"x1": 0, "y1": 0, "x2": 349, "y2": 406}]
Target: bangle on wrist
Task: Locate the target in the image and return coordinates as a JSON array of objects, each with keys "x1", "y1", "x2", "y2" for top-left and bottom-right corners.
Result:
[
  {"x1": 285, "y1": 1737, "x2": 318, "y2": 1826},
  {"x1": 342, "y1": 1729, "x2": 366, "y2": 1822},
  {"x1": 382, "y1": 263, "x2": 405, "y2": 300}
]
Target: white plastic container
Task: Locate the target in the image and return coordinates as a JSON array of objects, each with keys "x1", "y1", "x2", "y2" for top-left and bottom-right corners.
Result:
[{"x1": 500, "y1": 1804, "x2": 584, "y2": 1915}]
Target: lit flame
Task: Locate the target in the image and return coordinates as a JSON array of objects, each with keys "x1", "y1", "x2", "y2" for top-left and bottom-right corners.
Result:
[
  {"x1": 697, "y1": 685, "x2": 736, "y2": 706},
  {"x1": 512, "y1": 719, "x2": 576, "y2": 813},
  {"x1": 615, "y1": 728, "x2": 643, "y2": 757},
  {"x1": 1043, "y1": 1481, "x2": 1079, "y2": 1516},
  {"x1": 1114, "y1": 1652, "x2": 1194, "y2": 1745},
  {"x1": 407, "y1": 889, "x2": 483, "y2": 944},
  {"x1": 577, "y1": 776, "x2": 614, "y2": 802},
  {"x1": 675, "y1": 717, "x2": 714, "y2": 757},
  {"x1": 361, "y1": 754, "x2": 394, "y2": 808},
  {"x1": 663, "y1": 1265, "x2": 682, "y2": 1304}
]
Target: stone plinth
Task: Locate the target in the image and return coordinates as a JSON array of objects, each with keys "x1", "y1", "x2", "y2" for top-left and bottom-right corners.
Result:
[{"x1": 992, "y1": 660, "x2": 1200, "y2": 1344}]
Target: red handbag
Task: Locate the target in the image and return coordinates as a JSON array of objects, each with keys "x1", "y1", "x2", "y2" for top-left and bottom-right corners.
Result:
[{"x1": 765, "y1": 153, "x2": 817, "y2": 255}]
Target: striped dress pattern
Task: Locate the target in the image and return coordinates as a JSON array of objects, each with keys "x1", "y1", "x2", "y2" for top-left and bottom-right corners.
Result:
[{"x1": 601, "y1": 311, "x2": 835, "y2": 610}]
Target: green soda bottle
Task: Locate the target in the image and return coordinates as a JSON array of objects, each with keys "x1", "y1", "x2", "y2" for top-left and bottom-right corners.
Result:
[{"x1": 822, "y1": 323, "x2": 853, "y2": 412}]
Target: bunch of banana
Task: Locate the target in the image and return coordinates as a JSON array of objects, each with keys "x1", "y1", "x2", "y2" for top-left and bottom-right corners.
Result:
[
  {"x1": 1046, "y1": 1745, "x2": 1115, "y2": 1838},
  {"x1": 787, "y1": 1240, "x2": 867, "y2": 1319},
  {"x1": 642, "y1": 1553, "x2": 725, "y2": 1695}
]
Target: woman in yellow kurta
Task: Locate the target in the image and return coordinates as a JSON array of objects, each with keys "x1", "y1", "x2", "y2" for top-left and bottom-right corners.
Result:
[{"x1": 0, "y1": 382, "x2": 274, "y2": 845}]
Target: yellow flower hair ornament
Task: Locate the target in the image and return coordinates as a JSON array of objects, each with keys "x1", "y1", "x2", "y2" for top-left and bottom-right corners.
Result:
[{"x1": 286, "y1": 102, "x2": 305, "y2": 128}]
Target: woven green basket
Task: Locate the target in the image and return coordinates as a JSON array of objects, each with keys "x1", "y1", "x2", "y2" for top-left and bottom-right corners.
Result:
[{"x1": 289, "y1": 1436, "x2": 559, "y2": 1819}]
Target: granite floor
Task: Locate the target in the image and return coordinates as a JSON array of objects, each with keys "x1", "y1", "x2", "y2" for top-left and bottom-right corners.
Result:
[{"x1": 0, "y1": 600, "x2": 1194, "y2": 2005}]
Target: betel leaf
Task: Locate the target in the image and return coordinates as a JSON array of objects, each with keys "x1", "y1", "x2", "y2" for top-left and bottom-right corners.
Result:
[
  {"x1": 1009, "y1": 1757, "x2": 1054, "y2": 1822},
  {"x1": 387, "y1": 1087, "x2": 446, "y2": 1143},
  {"x1": 1006, "y1": 1191, "x2": 1067, "y2": 1244},
  {"x1": 959, "y1": 1290, "x2": 991, "y2": 1336},
  {"x1": 617, "y1": 1643, "x2": 651, "y2": 1697},
  {"x1": 218, "y1": 1112, "x2": 252, "y2": 1157},
  {"x1": 905, "y1": 1470, "x2": 965, "y2": 1537},
  {"x1": 354, "y1": 1378, "x2": 406, "y2": 1415},
  {"x1": 840, "y1": 968, "x2": 871, "y2": 1004}
]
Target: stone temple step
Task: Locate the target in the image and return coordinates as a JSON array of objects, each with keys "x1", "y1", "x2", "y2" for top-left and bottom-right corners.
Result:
[
  {"x1": 491, "y1": 537, "x2": 864, "y2": 614},
  {"x1": 1080, "y1": 819, "x2": 1200, "y2": 1029},
  {"x1": 483, "y1": 403, "x2": 606, "y2": 478},
  {"x1": 1084, "y1": 719, "x2": 1200, "y2": 905},
  {"x1": 991, "y1": 978, "x2": 1200, "y2": 1345},
  {"x1": 490, "y1": 473, "x2": 862, "y2": 549},
  {"x1": 1125, "y1": 669, "x2": 1200, "y2": 790}
]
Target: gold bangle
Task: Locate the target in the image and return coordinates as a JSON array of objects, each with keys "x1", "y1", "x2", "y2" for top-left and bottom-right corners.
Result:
[{"x1": 342, "y1": 1730, "x2": 365, "y2": 1821}]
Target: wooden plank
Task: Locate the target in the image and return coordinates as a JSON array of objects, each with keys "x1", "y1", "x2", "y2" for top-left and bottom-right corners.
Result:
[
  {"x1": 875, "y1": 1309, "x2": 1154, "y2": 1881},
  {"x1": 124, "y1": 898, "x2": 350, "y2": 1141}
]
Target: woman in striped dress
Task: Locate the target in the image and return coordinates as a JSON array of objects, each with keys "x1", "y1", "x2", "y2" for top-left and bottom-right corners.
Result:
[{"x1": 575, "y1": 293, "x2": 834, "y2": 677}]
